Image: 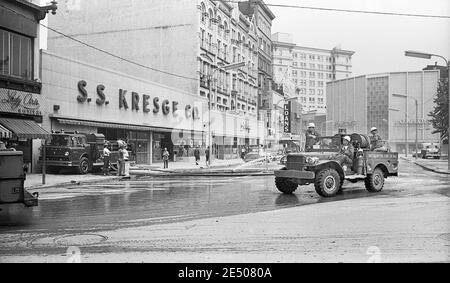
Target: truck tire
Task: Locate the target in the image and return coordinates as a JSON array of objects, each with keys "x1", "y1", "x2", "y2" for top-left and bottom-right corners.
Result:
[
  {"x1": 275, "y1": 177, "x2": 298, "y2": 194},
  {"x1": 78, "y1": 157, "x2": 90, "y2": 175},
  {"x1": 275, "y1": 168, "x2": 298, "y2": 194},
  {"x1": 314, "y1": 169, "x2": 341, "y2": 197},
  {"x1": 365, "y1": 167, "x2": 385, "y2": 193}
]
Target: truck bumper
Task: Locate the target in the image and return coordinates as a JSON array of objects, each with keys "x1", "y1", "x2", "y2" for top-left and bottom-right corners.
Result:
[
  {"x1": 45, "y1": 161, "x2": 79, "y2": 167},
  {"x1": 274, "y1": 170, "x2": 315, "y2": 180}
]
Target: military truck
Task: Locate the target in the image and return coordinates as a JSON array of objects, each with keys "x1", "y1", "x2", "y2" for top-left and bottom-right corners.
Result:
[
  {"x1": 44, "y1": 131, "x2": 105, "y2": 174},
  {"x1": 274, "y1": 133, "x2": 399, "y2": 197}
]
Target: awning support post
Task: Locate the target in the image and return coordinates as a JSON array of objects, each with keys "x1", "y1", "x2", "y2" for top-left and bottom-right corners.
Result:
[{"x1": 42, "y1": 140, "x2": 46, "y2": 185}]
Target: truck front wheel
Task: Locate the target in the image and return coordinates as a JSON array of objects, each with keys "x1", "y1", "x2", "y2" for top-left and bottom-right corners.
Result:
[
  {"x1": 315, "y1": 169, "x2": 341, "y2": 197},
  {"x1": 365, "y1": 167, "x2": 385, "y2": 192},
  {"x1": 78, "y1": 157, "x2": 90, "y2": 175},
  {"x1": 275, "y1": 169, "x2": 298, "y2": 194}
]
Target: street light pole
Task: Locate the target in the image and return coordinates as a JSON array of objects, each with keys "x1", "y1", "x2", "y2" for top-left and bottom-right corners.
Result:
[
  {"x1": 404, "y1": 51, "x2": 449, "y2": 170},
  {"x1": 206, "y1": 61, "x2": 246, "y2": 167},
  {"x1": 393, "y1": 94, "x2": 419, "y2": 158}
]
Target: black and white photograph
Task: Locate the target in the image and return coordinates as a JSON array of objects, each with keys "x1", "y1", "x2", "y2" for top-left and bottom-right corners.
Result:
[{"x1": 0, "y1": 0, "x2": 449, "y2": 266}]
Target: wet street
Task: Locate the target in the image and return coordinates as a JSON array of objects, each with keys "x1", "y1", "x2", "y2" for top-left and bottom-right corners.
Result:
[{"x1": 0, "y1": 160, "x2": 449, "y2": 262}]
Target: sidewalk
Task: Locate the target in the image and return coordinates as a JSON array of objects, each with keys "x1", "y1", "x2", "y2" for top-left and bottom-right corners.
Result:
[
  {"x1": 24, "y1": 173, "x2": 120, "y2": 190},
  {"x1": 401, "y1": 156, "x2": 450, "y2": 175},
  {"x1": 132, "y1": 156, "x2": 245, "y2": 172}
]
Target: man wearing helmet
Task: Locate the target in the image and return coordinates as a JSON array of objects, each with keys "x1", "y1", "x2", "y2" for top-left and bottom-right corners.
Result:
[
  {"x1": 305, "y1": 123, "x2": 321, "y2": 151},
  {"x1": 369, "y1": 127, "x2": 382, "y2": 150},
  {"x1": 333, "y1": 135, "x2": 354, "y2": 167}
]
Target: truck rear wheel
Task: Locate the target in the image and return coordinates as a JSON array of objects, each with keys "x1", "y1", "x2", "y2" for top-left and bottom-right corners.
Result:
[
  {"x1": 365, "y1": 167, "x2": 385, "y2": 192},
  {"x1": 78, "y1": 157, "x2": 90, "y2": 175},
  {"x1": 315, "y1": 169, "x2": 341, "y2": 197}
]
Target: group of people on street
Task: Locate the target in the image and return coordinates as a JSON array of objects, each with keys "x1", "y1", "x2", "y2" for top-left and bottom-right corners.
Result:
[
  {"x1": 193, "y1": 146, "x2": 210, "y2": 167},
  {"x1": 102, "y1": 141, "x2": 129, "y2": 176},
  {"x1": 305, "y1": 123, "x2": 384, "y2": 170},
  {"x1": 160, "y1": 146, "x2": 210, "y2": 169}
]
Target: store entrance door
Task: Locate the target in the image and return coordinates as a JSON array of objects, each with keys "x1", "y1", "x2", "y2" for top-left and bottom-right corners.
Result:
[{"x1": 135, "y1": 140, "x2": 149, "y2": 164}]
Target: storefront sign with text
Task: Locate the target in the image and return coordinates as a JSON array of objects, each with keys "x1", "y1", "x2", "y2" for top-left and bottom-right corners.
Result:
[
  {"x1": 0, "y1": 88, "x2": 42, "y2": 116},
  {"x1": 77, "y1": 81, "x2": 200, "y2": 120},
  {"x1": 284, "y1": 102, "x2": 291, "y2": 133}
]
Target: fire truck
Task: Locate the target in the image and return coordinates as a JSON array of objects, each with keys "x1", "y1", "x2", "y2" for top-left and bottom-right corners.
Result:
[{"x1": 44, "y1": 131, "x2": 105, "y2": 174}]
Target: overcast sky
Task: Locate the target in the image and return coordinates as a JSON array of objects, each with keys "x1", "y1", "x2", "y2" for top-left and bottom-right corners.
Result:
[{"x1": 269, "y1": 0, "x2": 450, "y2": 76}]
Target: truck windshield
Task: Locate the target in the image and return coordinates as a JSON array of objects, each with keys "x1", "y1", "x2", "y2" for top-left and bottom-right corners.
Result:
[
  {"x1": 310, "y1": 136, "x2": 340, "y2": 151},
  {"x1": 50, "y1": 135, "x2": 73, "y2": 146}
]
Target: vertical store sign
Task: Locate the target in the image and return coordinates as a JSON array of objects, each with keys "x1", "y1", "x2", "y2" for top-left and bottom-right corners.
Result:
[{"x1": 284, "y1": 102, "x2": 291, "y2": 133}]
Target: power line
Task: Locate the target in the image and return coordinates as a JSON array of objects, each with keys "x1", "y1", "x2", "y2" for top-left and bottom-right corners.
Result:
[
  {"x1": 0, "y1": 3, "x2": 199, "y2": 81},
  {"x1": 221, "y1": 0, "x2": 450, "y2": 19}
]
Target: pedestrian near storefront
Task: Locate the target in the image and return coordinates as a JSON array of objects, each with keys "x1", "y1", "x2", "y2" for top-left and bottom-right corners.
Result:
[
  {"x1": 205, "y1": 146, "x2": 210, "y2": 167},
  {"x1": 117, "y1": 145, "x2": 126, "y2": 176},
  {"x1": 103, "y1": 143, "x2": 111, "y2": 176},
  {"x1": 162, "y1": 148, "x2": 170, "y2": 169},
  {"x1": 194, "y1": 146, "x2": 200, "y2": 166}
]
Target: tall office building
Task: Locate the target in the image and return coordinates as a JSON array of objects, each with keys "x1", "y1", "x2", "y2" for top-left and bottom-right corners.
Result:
[{"x1": 272, "y1": 32, "x2": 355, "y2": 114}]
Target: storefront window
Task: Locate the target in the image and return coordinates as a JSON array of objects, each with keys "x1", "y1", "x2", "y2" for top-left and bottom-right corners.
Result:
[{"x1": 0, "y1": 29, "x2": 32, "y2": 80}]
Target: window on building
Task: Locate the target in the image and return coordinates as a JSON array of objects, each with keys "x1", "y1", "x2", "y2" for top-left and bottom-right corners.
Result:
[
  {"x1": 309, "y1": 89, "x2": 315, "y2": 95},
  {"x1": 0, "y1": 29, "x2": 32, "y2": 80}
]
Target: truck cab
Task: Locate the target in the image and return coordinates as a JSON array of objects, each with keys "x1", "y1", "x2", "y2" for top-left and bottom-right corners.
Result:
[
  {"x1": 44, "y1": 132, "x2": 105, "y2": 174},
  {"x1": 274, "y1": 133, "x2": 399, "y2": 197}
]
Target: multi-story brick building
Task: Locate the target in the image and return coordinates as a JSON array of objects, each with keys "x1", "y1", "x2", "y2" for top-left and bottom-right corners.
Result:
[{"x1": 272, "y1": 32, "x2": 354, "y2": 114}]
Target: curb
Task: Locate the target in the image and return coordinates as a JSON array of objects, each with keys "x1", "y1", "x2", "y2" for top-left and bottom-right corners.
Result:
[
  {"x1": 26, "y1": 176, "x2": 121, "y2": 190},
  {"x1": 130, "y1": 170, "x2": 274, "y2": 177},
  {"x1": 400, "y1": 157, "x2": 450, "y2": 175}
]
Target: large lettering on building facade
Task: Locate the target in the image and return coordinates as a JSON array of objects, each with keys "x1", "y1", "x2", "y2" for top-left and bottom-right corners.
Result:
[{"x1": 77, "y1": 81, "x2": 200, "y2": 120}]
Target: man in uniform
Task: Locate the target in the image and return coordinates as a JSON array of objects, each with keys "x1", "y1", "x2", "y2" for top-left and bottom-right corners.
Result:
[
  {"x1": 333, "y1": 136, "x2": 354, "y2": 168},
  {"x1": 369, "y1": 127, "x2": 382, "y2": 150},
  {"x1": 305, "y1": 123, "x2": 320, "y2": 151}
]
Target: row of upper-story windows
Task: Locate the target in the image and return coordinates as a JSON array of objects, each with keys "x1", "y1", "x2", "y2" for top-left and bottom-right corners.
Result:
[
  {"x1": 258, "y1": 16, "x2": 271, "y2": 37},
  {"x1": 0, "y1": 29, "x2": 33, "y2": 80}
]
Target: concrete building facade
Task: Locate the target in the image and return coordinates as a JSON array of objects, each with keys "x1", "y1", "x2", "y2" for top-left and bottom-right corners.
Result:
[
  {"x1": 326, "y1": 71, "x2": 441, "y2": 153},
  {"x1": 272, "y1": 32, "x2": 354, "y2": 114},
  {"x1": 44, "y1": 0, "x2": 267, "y2": 161}
]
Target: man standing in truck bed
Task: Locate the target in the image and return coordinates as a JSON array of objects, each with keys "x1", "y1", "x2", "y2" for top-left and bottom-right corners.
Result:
[{"x1": 305, "y1": 123, "x2": 321, "y2": 151}]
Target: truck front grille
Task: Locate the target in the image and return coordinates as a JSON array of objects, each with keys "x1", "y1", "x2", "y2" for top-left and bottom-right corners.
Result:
[{"x1": 286, "y1": 155, "x2": 305, "y2": 170}]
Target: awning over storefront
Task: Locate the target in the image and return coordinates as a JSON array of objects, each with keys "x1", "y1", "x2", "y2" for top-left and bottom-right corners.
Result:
[
  {"x1": 0, "y1": 124, "x2": 12, "y2": 139},
  {"x1": 56, "y1": 118, "x2": 204, "y2": 135},
  {"x1": 0, "y1": 118, "x2": 51, "y2": 140}
]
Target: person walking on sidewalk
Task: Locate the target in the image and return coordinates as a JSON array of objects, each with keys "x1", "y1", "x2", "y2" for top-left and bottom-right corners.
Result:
[
  {"x1": 194, "y1": 146, "x2": 200, "y2": 166},
  {"x1": 162, "y1": 148, "x2": 170, "y2": 169},
  {"x1": 103, "y1": 143, "x2": 111, "y2": 176},
  {"x1": 117, "y1": 144, "x2": 125, "y2": 176},
  {"x1": 205, "y1": 146, "x2": 210, "y2": 167}
]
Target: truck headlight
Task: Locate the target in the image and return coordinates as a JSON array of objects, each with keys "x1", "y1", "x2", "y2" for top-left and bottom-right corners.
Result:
[
  {"x1": 306, "y1": 157, "x2": 319, "y2": 165},
  {"x1": 65, "y1": 152, "x2": 70, "y2": 156}
]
